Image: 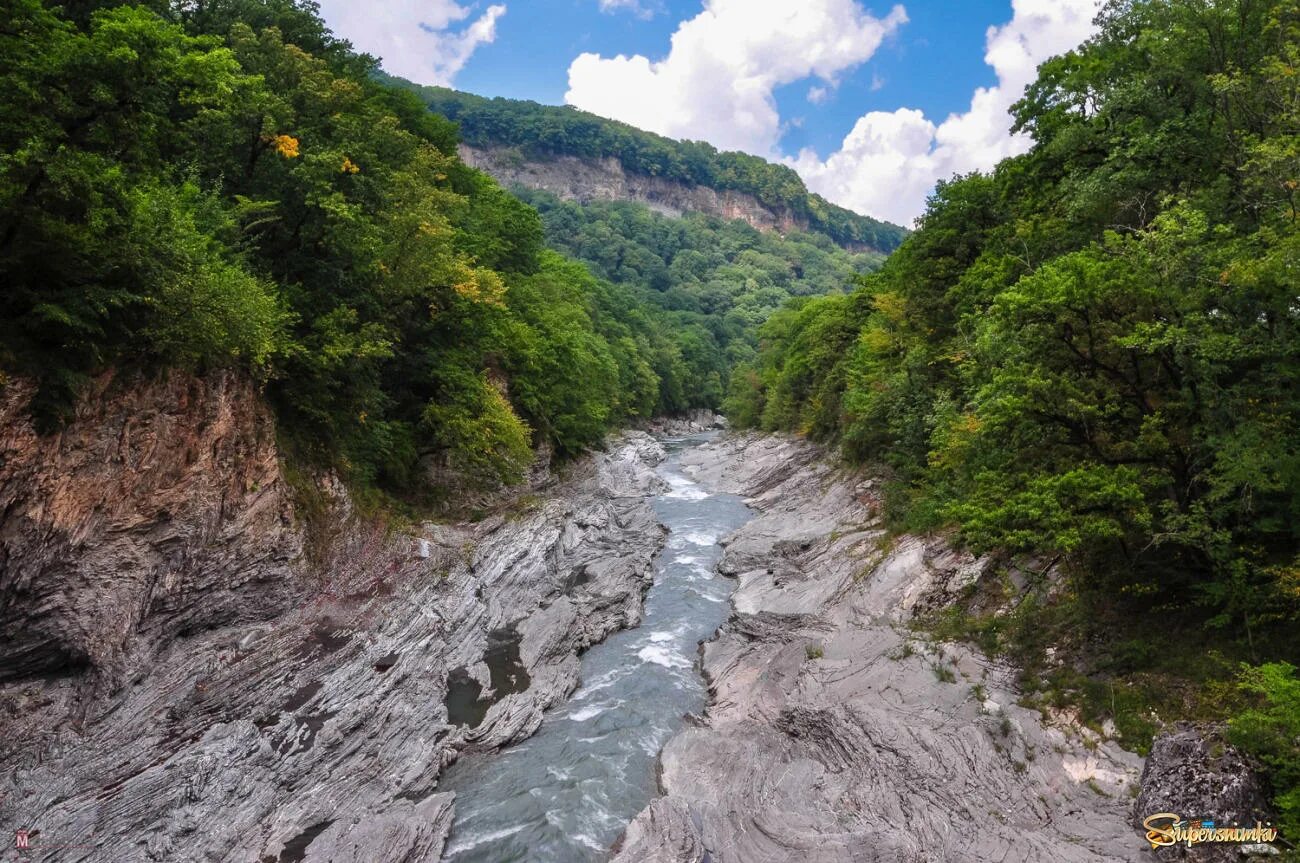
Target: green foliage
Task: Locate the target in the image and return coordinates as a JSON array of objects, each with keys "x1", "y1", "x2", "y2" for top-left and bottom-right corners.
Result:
[
  {"x1": 501, "y1": 253, "x2": 620, "y2": 455},
  {"x1": 1230, "y1": 663, "x2": 1300, "y2": 836},
  {"x1": 733, "y1": 0, "x2": 1300, "y2": 811},
  {"x1": 390, "y1": 81, "x2": 909, "y2": 252},
  {"x1": 3, "y1": 0, "x2": 837, "y2": 499},
  {"x1": 133, "y1": 180, "x2": 288, "y2": 368},
  {"x1": 515, "y1": 191, "x2": 882, "y2": 413},
  {"x1": 421, "y1": 369, "x2": 533, "y2": 487},
  {"x1": 0, "y1": 2, "x2": 285, "y2": 420}
]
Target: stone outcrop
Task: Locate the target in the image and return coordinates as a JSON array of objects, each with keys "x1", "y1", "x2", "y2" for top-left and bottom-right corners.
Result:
[
  {"x1": 459, "y1": 145, "x2": 812, "y2": 239},
  {"x1": 1133, "y1": 724, "x2": 1276, "y2": 861},
  {"x1": 0, "y1": 372, "x2": 669, "y2": 862},
  {"x1": 0, "y1": 370, "x2": 300, "y2": 683},
  {"x1": 613, "y1": 432, "x2": 1149, "y2": 863},
  {"x1": 644, "y1": 410, "x2": 729, "y2": 437}
]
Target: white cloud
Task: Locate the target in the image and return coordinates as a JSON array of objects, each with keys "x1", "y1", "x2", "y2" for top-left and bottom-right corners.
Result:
[
  {"x1": 565, "y1": 0, "x2": 907, "y2": 154},
  {"x1": 599, "y1": 0, "x2": 660, "y2": 19},
  {"x1": 808, "y1": 85, "x2": 830, "y2": 105},
  {"x1": 792, "y1": 0, "x2": 1099, "y2": 225},
  {"x1": 316, "y1": 0, "x2": 506, "y2": 86}
]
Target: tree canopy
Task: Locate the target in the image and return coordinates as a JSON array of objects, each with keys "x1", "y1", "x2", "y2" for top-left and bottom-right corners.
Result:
[
  {"x1": 729, "y1": 0, "x2": 1300, "y2": 828},
  {"x1": 0, "y1": 0, "x2": 832, "y2": 500}
]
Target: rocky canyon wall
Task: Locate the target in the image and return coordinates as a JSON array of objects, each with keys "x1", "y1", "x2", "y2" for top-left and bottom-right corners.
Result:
[
  {"x1": 0, "y1": 371, "x2": 301, "y2": 684},
  {"x1": 0, "y1": 371, "x2": 669, "y2": 862}
]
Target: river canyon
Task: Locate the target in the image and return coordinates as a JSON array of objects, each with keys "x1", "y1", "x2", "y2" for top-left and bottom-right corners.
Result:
[{"x1": 0, "y1": 382, "x2": 1242, "y2": 861}]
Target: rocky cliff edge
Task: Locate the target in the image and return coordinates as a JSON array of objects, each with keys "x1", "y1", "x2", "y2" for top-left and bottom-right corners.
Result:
[{"x1": 0, "y1": 370, "x2": 668, "y2": 862}]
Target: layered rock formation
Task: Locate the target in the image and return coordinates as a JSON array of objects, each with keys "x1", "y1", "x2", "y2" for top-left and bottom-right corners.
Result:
[
  {"x1": 0, "y1": 371, "x2": 300, "y2": 683},
  {"x1": 0, "y1": 372, "x2": 669, "y2": 862},
  {"x1": 459, "y1": 145, "x2": 808, "y2": 238},
  {"x1": 613, "y1": 433, "x2": 1148, "y2": 863}
]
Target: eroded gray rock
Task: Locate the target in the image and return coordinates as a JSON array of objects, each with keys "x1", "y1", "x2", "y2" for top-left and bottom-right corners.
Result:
[
  {"x1": 1133, "y1": 724, "x2": 1275, "y2": 862},
  {"x1": 644, "y1": 411, "x2": 728, "y2": 437},
  {"x1": 0, "y1": 374, "x2": 668, "y2": 862},
  {"x1": 615, "y1": 432, "x2": 1149, "y2": 863}
]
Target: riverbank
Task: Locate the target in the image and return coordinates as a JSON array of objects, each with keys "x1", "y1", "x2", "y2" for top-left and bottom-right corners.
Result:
[
  {"x1": 613, "y1": 432, "x2": 1147, "y2": 863},
  {"x1": 0, "y1": 369, "x2": 670, "y2": 862}
]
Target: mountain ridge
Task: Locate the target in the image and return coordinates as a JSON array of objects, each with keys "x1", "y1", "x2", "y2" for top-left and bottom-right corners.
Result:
[
  {"x1": 385, "y1": 79, "x2": 908, "y2": 253},
  {"x1": 459, "y1": 143, "x2": 824, "y2": 244}
]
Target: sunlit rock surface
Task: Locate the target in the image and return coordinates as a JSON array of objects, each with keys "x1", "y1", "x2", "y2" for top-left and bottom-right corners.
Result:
[{"x1": 613, "y1": 432, "x2": 1147, "y2": 863}]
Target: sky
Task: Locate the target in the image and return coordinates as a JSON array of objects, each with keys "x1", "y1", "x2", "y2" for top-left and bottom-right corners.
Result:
[{"x1": 314, "y1": 0, "x2": 1101, "y2": 227}]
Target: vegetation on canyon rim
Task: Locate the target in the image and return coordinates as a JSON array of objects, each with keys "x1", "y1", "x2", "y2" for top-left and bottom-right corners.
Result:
[
  {"x1": 2, "y1": 0, "x2": 881, "y2": 500},
  {"x1": 2, "y1": 0, "x2": 1298, "y2": 839},
  {"x1": 727, "y1": 0, "x2": 1300, "y2": 831},
  {"x1": 399, "y1": 82, "x2": 909, "y2": 254}
]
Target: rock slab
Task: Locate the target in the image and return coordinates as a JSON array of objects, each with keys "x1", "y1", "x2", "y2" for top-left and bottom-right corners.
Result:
[{"x1": 613, "y1": 432, "x2": 1149, "y2": 863}]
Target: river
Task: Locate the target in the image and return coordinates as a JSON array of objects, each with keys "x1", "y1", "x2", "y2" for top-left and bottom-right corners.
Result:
[{"x1": 439, "y1": 432, "x2": 753, "y2": 862}]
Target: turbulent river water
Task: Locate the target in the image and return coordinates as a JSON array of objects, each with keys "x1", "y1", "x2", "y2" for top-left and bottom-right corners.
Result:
[{"x1": 440, "y1": 433, "x2": 753, "y2": 862}]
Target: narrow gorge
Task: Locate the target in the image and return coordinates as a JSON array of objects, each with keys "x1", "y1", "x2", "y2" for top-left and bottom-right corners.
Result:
[
  {"x1": 2, "y1": 2, "x2": 1294, "y2": 858},
  {"x1": 0, "y1": 376, "x2": 1254, "y2": 862}
]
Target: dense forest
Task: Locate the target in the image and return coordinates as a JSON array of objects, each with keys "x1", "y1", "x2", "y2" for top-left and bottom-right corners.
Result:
[
  {"x1": 0, "y1": 0, "x2": 865, "y2": 503},
  {"x1": 390, "y1": 82, "x2": 909, "y2": 254},
  {"x1": 730, "y1": 0, "x2": 1300, "y2": 829},
  {"x1": 514, "y1": 189, "x2": 885, "y2": 405}
]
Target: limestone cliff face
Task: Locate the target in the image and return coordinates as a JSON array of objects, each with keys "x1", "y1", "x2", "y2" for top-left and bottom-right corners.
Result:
[
  {"x1": 0, "y1": 371, "x2": 668, "y2": 862},
  {"x1": 0, "y1": 371, "x2": 301, "y2": 683},
  {"x1": 460, "y1": 144, "x2": 808, "y2": 236}
]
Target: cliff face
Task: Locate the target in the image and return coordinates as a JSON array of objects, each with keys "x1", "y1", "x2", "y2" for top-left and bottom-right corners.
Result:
[
  {"x1": 460, "y1": 144, "x2": 810, "y2": 237},
  {"x1": 0, "y1": 371, "x2": 300, "y2": 683},
  {"x1": 0, "y1": 371, "x2": 668, "y2": 862}
]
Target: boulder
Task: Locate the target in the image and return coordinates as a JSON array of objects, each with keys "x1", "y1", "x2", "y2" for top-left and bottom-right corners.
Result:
[{"x1": 1133, "y1": 723, "x2": 1275, "y2": 862}]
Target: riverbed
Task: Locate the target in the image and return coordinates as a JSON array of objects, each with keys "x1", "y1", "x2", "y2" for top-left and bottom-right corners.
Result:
[{"x1": 439, "y1": 432, "x2": 753, "y2": 862}]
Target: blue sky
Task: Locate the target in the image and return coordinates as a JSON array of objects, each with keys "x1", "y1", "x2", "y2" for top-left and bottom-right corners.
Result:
[
  {"x1": 316, "y1": 0, "x2": 1099, "y2": 225},
  {"x1": 453, "y1": 0, "x2": 1009, "y2": 160}
]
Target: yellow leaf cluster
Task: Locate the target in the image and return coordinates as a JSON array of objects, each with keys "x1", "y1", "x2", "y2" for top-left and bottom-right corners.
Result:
[
  {"x1": 872, "y1": 291, "x2": 908, "y2": 323},
  {"x1": 341, "y1": 157, "x2": 360, "y2": 174},
  {"x1": 272, "y1": 134, "x2": 300, "y2": 158},
  {"x1": 1272, "y1": 562, "x2": 1300, "y2": 600}
]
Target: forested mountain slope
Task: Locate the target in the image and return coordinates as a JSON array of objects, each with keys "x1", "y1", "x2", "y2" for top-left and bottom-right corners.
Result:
[
  {"x1": 389, "y1": 80, "x2": 909, "y2": 253},
  {"x1": 730, "y1": 0, "x2": 1300, "y2": 831},
  {"x1": 513, "y1": 189, "x2": 886, "y2": 406}
]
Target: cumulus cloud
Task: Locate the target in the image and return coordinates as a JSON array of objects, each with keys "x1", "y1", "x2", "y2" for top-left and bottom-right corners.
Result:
[
  {"x1": 565, "y1": 0, "x2": 907, "y2": 154},
  {"x1": 316, "y1": 0, "x2": 505, "y2": 86},
  {"x1": 791, "y1": 0, "x2": 1099, "y2": 225}
]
